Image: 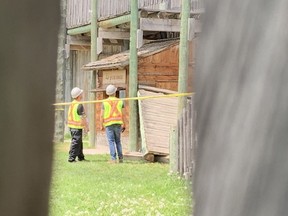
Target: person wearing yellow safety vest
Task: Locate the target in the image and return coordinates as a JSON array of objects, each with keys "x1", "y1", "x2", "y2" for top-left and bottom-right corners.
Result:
[
  {"x1": 100, "y1": 84, "x2": 126, "y2": 163},
  {"x1": 67, "y1": 87, "x2": 89, "y2": 162}
]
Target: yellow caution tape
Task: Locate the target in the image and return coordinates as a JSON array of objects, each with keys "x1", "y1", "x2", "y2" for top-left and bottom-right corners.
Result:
[{"x1": 53, "y1": 92, "x2": 194, "y2": 106}]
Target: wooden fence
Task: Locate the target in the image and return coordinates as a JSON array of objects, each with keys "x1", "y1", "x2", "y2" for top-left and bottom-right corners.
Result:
[
  {"x1": 67, "y1": 0, "x2": 204, "y2": 29},
  {"x1": 177, "y1": 96, "x2": 196, "y2": 182}
]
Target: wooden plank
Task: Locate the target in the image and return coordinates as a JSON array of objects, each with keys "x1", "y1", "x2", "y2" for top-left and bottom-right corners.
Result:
[
  {"x1": 67, "y1": 35, "x2": 91, "y2": 46},
  {"x1": 138, "y1": 66, "x2": 178, "y2": 73},
  {"x1": 138, "y1": 71, "x2": 178, "y2": 76},
  {"x1": 143, "y1": 113, "x2": 178, "y2": 120},
  {"x1": 99, "y1": 28, "x2": 130, "y2": 39},
  {"x1": 144, "y1": 122, "x2": 177, "y2": 129},
  {"x1": 138, "y1": 80, "x2": 156, "y2": 86},
  {"x1": 140, "y1": 18, "x2": 181, "y2": 32},
  {"x1": 183, "y1": 108, "x2": 187, "y2": 174},
  {"x1": 145, "y1": 132, "x2": 170, "y2": 139},
  {"x1": 138, "y1": 85, "x2": 177, "y2": 93},
  {"x1": 146, "y1": 142, "x2": 170, "y2": 149},
  {"x1": 138, "y1": 89, "x2": 178, "y2": 156},
  {"x1": 138, "y1": 75, "x2": 178, "y2": 81},
  {"x1": 140, "y1": 17, "x2": 201, "y2": 34},
  {"x1": 144, "y1": 128, "x2": 175, "y2": 137},
  {"x1": 179, "y1": 117, "x2": 184, "y2": 175},
  {"x1": 143, "y1": 112, "x2": 178, "y2": 119},
  {"x1": 142, "y1": 102, "x2": 178, "y2": 110},
  {"x1": 143, "y1": 113, "x2": 178, "y2": 119},
  {"x1": 138, "y1": 91, "x2": 149, "y2": 155},
  {"x1": 142, "y1": 102, "x2": 179, "y2": 109}
]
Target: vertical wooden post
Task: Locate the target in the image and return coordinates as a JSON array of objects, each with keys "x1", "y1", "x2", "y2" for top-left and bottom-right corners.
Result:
[
  {"x1": 190, "y1": 96, "x2": 196, "y2": 178},
  {"x1": 172, "y1": 0, "x2": 190, "y2": 175},
  {"x1": 178, "y1": 0, "x2": 190, "y2": 114},
  {"x1": 54, "y1": 0, "x2": 66, "y2": 143},
  {"x1": 169, "y1": 126, "x2": 178, "y2": 173},
  {"x1": 89, "y1": 0, "x2": 98, "y2": 147},
  {"x1": 128, "y1": 0, "x2": 138, "y2": 151}
]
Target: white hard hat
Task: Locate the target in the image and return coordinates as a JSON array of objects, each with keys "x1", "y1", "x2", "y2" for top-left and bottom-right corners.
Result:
[
  {"x1": 71, "y1": 87, "x2": 83, "y2": 99},
  {"x1": 106, "y1": 84, "x2": 117, "y2": 95}
]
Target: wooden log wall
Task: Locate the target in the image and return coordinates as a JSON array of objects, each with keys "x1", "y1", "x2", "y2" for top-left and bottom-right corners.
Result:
[
  {"x1": 138, "y1": 45, "x2": 179, "y2": 91},
  {"x1": 66, "y1": 0, "x2": 204, "y2": 29},
  {"x1": 137, "y1": 42, "x2": 194, "y2": 92}
]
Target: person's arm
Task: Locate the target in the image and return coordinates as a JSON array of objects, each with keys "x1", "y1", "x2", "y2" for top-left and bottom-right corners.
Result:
[
  {"x1": 100, "y1": 104, "x2": 104, "y2": 131},
  {"x1": 81, "y1": 114, "x2": 89, "y2": 133},
  {"x1": 121, "y1": 102, "x2": 126, "y2": 132},
  {"x1": 78, "y1": 104, "x2": 89, "y2": 133}
]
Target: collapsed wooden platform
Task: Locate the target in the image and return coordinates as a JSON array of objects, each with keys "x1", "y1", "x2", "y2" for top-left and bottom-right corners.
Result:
[{"x1": 137, "y1": 87, "x2": 178, "y2": 162}]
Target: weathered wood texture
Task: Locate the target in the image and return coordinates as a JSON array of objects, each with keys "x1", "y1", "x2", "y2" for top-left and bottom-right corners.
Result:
[
  {"x1": 83, "y1": 39, "x2": 194, "y2": 92},
  {"x1": 66, "y1": 0, "x2": 204, "y2": 29},
  {"x1": 83, "y1": 39, "x2": 180, "y2": 70},
  {"x1": 177, "y1": 96, "x2": 196, "y2": 181},
  {"x1": 64, "y1": 49, "x2": 91, "y2": 133},
  {"x1": 138, "y1": 89, "x2": 178, "y2": 156},
  {"x1": 67, "y1": 0, "x2": 91, "y2": 28},
  {"x1": 137, "y1": 40, "x2": 194, "y2": 92},
  {"x1": 85, "y1": 39, "x2": 194, "y2": 150},
  {"x1": 138, "y1": 43, "x2": 179, "y2": 91}
]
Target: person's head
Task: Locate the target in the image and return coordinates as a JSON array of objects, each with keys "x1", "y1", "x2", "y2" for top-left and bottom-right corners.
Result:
[
  {"x1": 71, "y1": 87, "x2": 83, "y2": 100},
  {"x1": 106, "y1": 84, "x2": 117, "y2": 96}
]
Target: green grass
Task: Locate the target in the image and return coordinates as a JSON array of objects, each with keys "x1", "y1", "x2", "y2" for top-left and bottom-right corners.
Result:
[{"x1": 49, "y1": 143, "x2": 192, "y2": 216}]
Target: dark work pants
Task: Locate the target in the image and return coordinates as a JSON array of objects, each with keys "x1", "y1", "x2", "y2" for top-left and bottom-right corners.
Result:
[{"x1": 68, "y1": 128, "x2": 85, "y2": 161}]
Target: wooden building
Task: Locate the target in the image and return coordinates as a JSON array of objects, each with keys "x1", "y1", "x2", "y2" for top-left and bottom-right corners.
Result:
[
  {"x1": 64, "y1": 0, "x2": 202, "y2": 105},
  {"x1": 82, "y1": 39, "x2": 194, "y2": 157},
  {"x1": 61, "y1": 0, "x2": 203, "y2": 157}
]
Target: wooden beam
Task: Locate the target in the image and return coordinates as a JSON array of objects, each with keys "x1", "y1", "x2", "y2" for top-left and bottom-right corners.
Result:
[
  {"x1": 97, "y1": 37, "x2": 103, "y2": 54},
  {"x1": 137, "y1": 29, "x2": 143, "y2": 48},
  {"x1": 98, "y1": 28, "x2": 130, "y2": 40},
  {"x1": 66, "y1": 35, "x2": 91, "y2": 46},
  {"x1": 138, "y1": 85, "x2": 177, "y2": 94},
  {"x1": 140, "y1": 18, "x2": 202, "y2": 34},
  {"x1": 140, "y1": 18, "x2": 181, "y2": 32},
  {"x1": 67, "y1": 25, "x2": 91, "y2": 35},
  {"x1": 70, "y1": 45, "x2": 90, "y2": 51}
]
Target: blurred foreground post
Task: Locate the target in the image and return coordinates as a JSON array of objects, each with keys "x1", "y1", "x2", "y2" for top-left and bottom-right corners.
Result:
[
  {"x1": 194, "y1": 1, "x2": 288, "y2": 216},
  {"x1": 0, "y1": 1, "x2": 59, "y2": 215}
]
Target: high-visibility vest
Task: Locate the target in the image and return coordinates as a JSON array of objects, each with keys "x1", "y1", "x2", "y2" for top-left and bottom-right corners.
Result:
[
  {"x1": 103, "y1": 97, "x2": 123, "y2": 127},
  {"x1": 67, "y1": 100, "x2": 83, "y2": 129}
]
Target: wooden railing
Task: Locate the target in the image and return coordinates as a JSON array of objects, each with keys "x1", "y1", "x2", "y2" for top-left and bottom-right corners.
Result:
[{"x1": 67, "y1": 0, "x2": 204, "y2": 29}]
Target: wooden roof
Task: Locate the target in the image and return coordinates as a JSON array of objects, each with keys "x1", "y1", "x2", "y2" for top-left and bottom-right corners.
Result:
[{"x1": 82, "y1": 39, "x2": 179, "y2": 70}]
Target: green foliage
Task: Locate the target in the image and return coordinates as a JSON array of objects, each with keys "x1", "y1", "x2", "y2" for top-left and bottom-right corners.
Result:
[{"x1": 49, "y1": 143, "x2": 192, "y2": 216}]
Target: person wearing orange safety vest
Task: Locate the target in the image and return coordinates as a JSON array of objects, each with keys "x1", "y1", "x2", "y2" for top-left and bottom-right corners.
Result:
[
  {"x1": 67, "y1": 87, "x2": 89, "y2": 162},
  {"x1": 100, "y1": 84, "x2": 126, "y2": 163}
]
